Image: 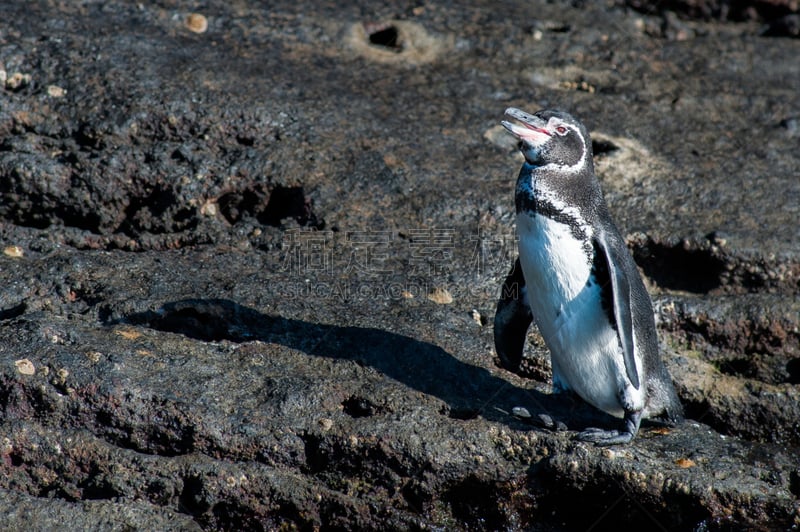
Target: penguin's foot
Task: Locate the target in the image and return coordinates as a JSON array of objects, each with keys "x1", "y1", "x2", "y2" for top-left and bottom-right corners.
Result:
[
  {"x1": 576, "y1": 427, "x2": 634, "y2": 445},
  {"x1": 575, "y1": 409, "x2": 642, "y2": 446}
]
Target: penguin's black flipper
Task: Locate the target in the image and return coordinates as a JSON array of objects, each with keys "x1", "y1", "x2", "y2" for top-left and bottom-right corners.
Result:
[
  {"x1": 494, "y1": 257, "x2": 532, "y2": 372},
  {"x1": 594, "y1": 231, "x2": 640, "y2": 390}
]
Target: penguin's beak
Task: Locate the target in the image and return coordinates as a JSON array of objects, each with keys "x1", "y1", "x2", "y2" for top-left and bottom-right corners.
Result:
[{"x1": 501, "y1": 107, "x2": 551, "y2": 145}]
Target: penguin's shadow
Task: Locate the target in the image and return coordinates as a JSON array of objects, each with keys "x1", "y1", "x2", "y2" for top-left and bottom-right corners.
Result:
[{"x1": 120, "y1": 298, "x2": 606, "y2": 429}]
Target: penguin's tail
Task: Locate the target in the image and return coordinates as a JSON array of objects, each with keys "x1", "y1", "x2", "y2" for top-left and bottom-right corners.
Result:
[{"x1": 647, "y1": 376, "x2": 685, "y2": 424}]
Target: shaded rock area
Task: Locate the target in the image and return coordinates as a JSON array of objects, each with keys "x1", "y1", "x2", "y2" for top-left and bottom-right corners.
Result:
[
  {"x1": 1, "y1": 0, "x2": 799, "y2": 530},
  {"x1": 624, "y1": 0, "x2": 799, "y2": 22}
]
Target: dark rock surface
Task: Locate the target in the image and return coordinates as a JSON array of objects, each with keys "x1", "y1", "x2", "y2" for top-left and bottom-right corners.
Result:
[{"x1": 1, "y1": 1, "x2": 799, "y2": 530}]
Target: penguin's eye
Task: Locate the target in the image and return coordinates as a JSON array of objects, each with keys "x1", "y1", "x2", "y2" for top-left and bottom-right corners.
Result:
[{"x1": 555, "y1": 126, "x2": 568, "y2": 135}]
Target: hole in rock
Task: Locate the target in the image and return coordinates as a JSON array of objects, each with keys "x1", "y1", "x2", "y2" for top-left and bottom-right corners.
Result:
[
  {"x1": 121, "y1": 300, "x2": 275, "y2": 344},
  {"x1": 80, "y1": 475, "x2": 120, "y2": 500},
  {"x1": 58, "y1": 207, "x2": 104, "y2": 234},
  {"x1": 547, "y1": 23, "x2": 571, "y2": 33},
  {"x1": 212, "y1": 502, "x2": 265, "y2": 532},
  {"x1": 259, "y1": 185, "x2": 321, "y2": 228},
  {"x1": 74, "y1": 124, "x2": 105, "y2": 150},
  {"x1": 342, "y1": 396, "x2": 376, "y2": 418},
  {"x1": 0, "y1": 302, "x2": 26, "y2": 321},
  {"x1": 442, "y1": 477, "x2": 507, "y2": 530},
  {"x1": 448, "y1": 407, "x2": 479, "y2": 421},
  {"x1": 6, "y1": 213, "x2": 51, "y2": 230},
  {"x1": 787, "y1": 358, "x2": 800, "y2": 385},
  {"x1": 367, "y1": 25, "x2": 402, "y2": 52},
  {"x1": 302, "y1": 434, "x2": 328, "y2": 474},
  {"x1": 179, "y1": 475, "x2": 210, "y2": 516},
  {"x1": 152, "y1": 307, "x2": 232, "y2": 342},
  {"x1": 218, "y1": 188, "x2": 264, "y2": 224},
  {"x1": 146, "y1": 479, "x2": 172, "y2": 505},
  {"x1": 235, "y1": 134, "x2": 255, "y2": 146},
  {"x1": 537, "y1": 480, "x2": 707, "y2": 530},
  {"x1": 121, "y1": 185, "x2": 197, "y2": 235},
  {"x1": 790, "y1": 471, "x2": 800, "y2": 497},
  {"x1": 632, "y1": 241, "x2": 725, "y2": 293},
  {"x1": 592, "y1": 138, "x2": 619, "y2": 155},
  {"x1": 716, "y1": 358, "x2": 755, "y2": 379}
]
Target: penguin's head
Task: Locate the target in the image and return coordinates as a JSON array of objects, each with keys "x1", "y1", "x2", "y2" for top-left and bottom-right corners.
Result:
[{"x1": 501, "y1": 107, "x2": 592, "y2": 172}]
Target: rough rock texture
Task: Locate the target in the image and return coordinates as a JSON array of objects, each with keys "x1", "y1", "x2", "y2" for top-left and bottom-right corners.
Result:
[
  {"x1": 1, "y1": 0, "x2": 799, "y2": 530},
  {"x1": 624, "y1": 0, "x2": 800, "y2": 22}
]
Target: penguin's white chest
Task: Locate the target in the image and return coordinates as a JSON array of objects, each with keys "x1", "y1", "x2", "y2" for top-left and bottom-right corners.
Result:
[
  {"x1": 516, "y1": 212, "x2": 593, "y2": 304},
  {"x1": 516, "y1": 212, "x2": 640, "y2": 417}
]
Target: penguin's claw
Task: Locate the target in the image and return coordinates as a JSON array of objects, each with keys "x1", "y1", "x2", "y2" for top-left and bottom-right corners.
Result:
[
  {"x1": 576, "y1": 428, "x2": 635, "y2": 446},
  {"x1": 576, "y1": 409, "x2": 642, "y2": 445}
]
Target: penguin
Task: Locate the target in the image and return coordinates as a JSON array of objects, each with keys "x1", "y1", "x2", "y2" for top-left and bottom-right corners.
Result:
[{"x1": 494, "y1": 107, "x2": 683, "y2": 445}]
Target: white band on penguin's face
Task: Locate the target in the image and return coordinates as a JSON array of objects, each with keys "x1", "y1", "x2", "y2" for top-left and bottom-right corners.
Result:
[{"x1": 539, "y1": 122, "x2": 588, "y2": 175}]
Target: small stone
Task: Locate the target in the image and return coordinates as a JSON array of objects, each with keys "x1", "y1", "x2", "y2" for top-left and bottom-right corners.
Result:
[
  {"x1": 116, "y1": 328, "x2": 142, "y2": 340},
  {"x1": 3, "y1": 245, "x2": 23, "y2": 258},
  {"x1": 427, "y1": 287, "x2": 453, "y2": 305},
  {"x1": 780, "y1": 117, "x2": 799, "y2": 137},
  {"x1": 200, "y1": 200, "x2": 218, "y2": 217},
  {"x1": 662, "y1": 11, "x2": 694, "y2": 41},
  {"x1": 186, "y1": 13, "x2": 208, "y2": 34},
  {"x1": 675, "y1": 458, "x2": 696, "y2": 469},
  {"x1": 401, "y1": 290, "x2": 414, "y2": 299},
  {"x1": 47, "y1": 85, "x2": 66, "y2": 98},
  {"x1": 318, "y1": 418, "x2": 333, "y2": 431},
  {"x1": 86, "y1": 351, "x2": 102, "y2": 363},
  {"x1": 512, "y1": 406, "x2": 532, "y2": 419},
  {"x1": 57, "y1": 368, "x2": 69, "y2": 384},
  {"x1": 536, "y1": 413, "x2": 556, "y2": 429},
  {"x1": 15, "y1": 359, "x2": 35, "y2": 375},
  {"x1": 471, "y1": 309, "x2": 483, "y2": 326},
  {"x1": 5, "y1": 72, "x2": 31, "y2": 91}
]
